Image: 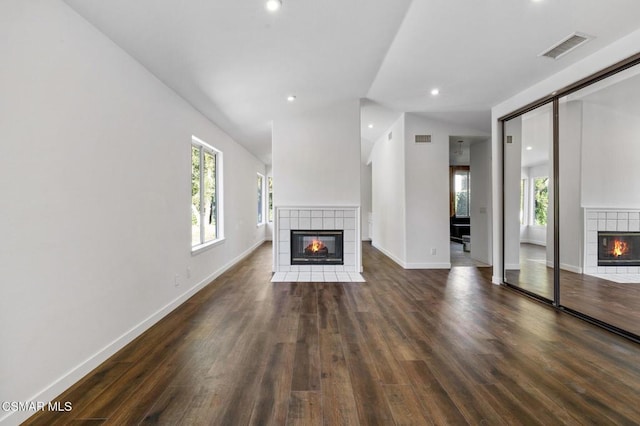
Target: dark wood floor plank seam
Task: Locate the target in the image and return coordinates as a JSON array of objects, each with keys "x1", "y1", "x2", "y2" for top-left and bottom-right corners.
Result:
[{"x1": 24, "y1": 242, "x2": 640, "y2": 425}]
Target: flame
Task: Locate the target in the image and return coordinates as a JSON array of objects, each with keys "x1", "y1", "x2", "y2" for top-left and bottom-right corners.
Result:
[
  {"x1": 309, "y1": 240, "x2": 325, "y2": 253},
  {"x1": 612, "y1": 240, "x2": 629, "y2": 257}
]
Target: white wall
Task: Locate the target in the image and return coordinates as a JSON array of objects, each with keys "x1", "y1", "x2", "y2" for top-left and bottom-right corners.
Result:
[
  {"x1": 559, "y1": 101, "x2": 583, "y2": 272},
  {"x1": 404, "y1": 114, "x2": 469, "y2": 268},
  {"x1": 581, "y1": 101, "x2": 640, "y2": 209},
  {"x1": 371, "y1": 113, "x2": 489, "y2": 268},
  {"x1": 491, "y1": 26, "x2": 640, "y2": 283},
  {"x1": 360, "y1": 163, "x2": 372, "y2": 241},
  {"x1": 0, "y1": 2, "x2": 266, "y2": 424},
  {"x1": 470, "y1": 139, "x2": 492, "y2": 265},
  {"x1": 504, "y1": 117, "x2": 523, "y2": 269},
  {"x1": 370, "y1": 115, "x2": 406, "y2": 264},
  {"x1": 271, "y1": 100, "x2": 361, "y2": 207}
]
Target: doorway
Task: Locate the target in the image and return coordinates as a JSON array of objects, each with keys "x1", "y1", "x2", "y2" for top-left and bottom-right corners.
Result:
[{"x1": 449, "y1": 136, "x2": 491, "y2": 267}]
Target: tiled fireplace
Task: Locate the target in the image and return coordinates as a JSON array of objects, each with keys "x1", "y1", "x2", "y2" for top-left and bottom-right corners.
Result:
[
  {"x1": 272, "y1": 206, "x2": 363, "y2": 282},
  {"x1": 584, "y1": 209, "x2": 640, "y2": 281}
]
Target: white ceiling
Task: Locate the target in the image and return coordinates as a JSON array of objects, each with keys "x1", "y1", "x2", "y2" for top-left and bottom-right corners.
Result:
[{"x1": 63, "y1": 0, "x2": 640, "y2": 165}]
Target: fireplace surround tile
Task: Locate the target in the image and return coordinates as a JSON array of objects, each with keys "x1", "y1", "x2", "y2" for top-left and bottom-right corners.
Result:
[
  {"x1": 274, "y1": 206, "x2": 361, "y2": 277},
  {"x1": 584, "y1": 208, "x2": 640, "y2": 279}
]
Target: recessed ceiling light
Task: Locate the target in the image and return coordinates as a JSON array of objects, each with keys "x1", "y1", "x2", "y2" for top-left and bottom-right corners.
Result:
[
  {"x1": 368, "y1": 124, "x2": 374, "y2": 129},
  {"x1": 287, "y1": 95, "x2": 296, "y2": 102},
  {"x1": 526, "y1": 146, "x2": 533, "y2": 150},
  {"x1": 431, "y1": 88, "x2": 440, "y2": 96},
  {"x1": 266, "y1": 0, "x2": 282, "y2": 12}
]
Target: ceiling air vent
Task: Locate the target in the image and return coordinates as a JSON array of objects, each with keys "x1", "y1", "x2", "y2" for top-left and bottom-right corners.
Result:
[
  {"x1": 540, "y1": 32, "x2": 591, "y2": 60},
  {"x1": 415, "y1": 134, "x2": 431, "y2": 143}
]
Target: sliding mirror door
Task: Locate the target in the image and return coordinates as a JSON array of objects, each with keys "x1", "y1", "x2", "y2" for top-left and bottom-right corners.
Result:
[
  {"x1": 559, "y1": 64, "x2": 640, "y2": 337},
  {"x1": 504, "y1": 103, "x2": 554, "y2": 301}
]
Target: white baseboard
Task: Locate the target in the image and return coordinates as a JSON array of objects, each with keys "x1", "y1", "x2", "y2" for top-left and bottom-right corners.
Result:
[
  {"x1": 521, "y1": 239, "x2": 546, "y2": 246},
  {"x1": 371, "y1": 242, "x2": 405, "y2": 268},
  {"x1": 405, "y1": 262, "x2": 451, "y2": 269},
  {"x1": 2, "y1": 239, "x2": 265, "y2": 426},
  {"x1": 560, "y1": 263, "x2": 583, "y2": 274},
  {"x1": 545, "y1": 260, "x2": 582, "y2": 274},
  {"x1": 371, "y1": 243, "x2": 451, "y2": 270},
  {"x1": 505, "y1": 263, "x2": 521, "y2": 270},
  {"x1": 492, "y1": 275, "x2": 502, "y2": 285}
]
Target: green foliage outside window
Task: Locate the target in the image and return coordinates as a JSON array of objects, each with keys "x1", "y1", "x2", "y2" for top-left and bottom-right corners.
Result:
[
  {"x1": 534, "y1": 177, "x2": 548, "y2": 226},
  {"x1": 268, "y1": 177, "x2": 273, "y2": 222},
  {"x1": 192, "y1": 144, "x2": 217, "y2": 246}
]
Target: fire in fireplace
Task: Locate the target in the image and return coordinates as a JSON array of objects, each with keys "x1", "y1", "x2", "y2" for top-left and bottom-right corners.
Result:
[
  {"x1": 598, "y1": 231, "x2": 640, "y2": 266},
  {"x1": 291, "y1": 230, "x2": 343, "y2": 265}
]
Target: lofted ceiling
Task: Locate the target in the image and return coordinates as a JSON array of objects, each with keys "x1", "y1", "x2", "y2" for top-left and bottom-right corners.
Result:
[{"x1": 63, "y1": 0, "x2": 640, "y2": 165}]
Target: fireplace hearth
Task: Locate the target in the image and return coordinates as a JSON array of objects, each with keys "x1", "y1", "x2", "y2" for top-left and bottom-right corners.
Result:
[
  {"x1": 291, "y1": 230, "x2": 343, "y2": 265},
  {"x1": 598, "y1": 231, "x2": 640, "y2": 267}
]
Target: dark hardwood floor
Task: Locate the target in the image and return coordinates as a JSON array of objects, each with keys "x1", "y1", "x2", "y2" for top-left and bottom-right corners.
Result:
[
  {"x1": 26, "y1": 242, "x2": 640, "y2": 425},
  {"x1": 505, "y1": 243, "x2": 640, "y2": 336}
]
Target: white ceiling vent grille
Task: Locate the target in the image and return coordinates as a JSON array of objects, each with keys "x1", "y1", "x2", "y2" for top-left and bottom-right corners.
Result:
[
  {"x1": 415, "y1": 134, "x2": 431, "y2": 143},
  {"x1": 540, "y1": 32, "x2": 591, "y2": 60}
]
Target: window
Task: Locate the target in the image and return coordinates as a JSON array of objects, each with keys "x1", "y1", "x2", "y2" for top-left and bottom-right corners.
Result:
[
  {"x1": 533, "y1": 177, "x2": 549, "y2": 226},
  {"x1": 192, "y1": 137, "x2": 222, "y2": 249},
  {"x1": 268, "y1": 176, "x2": 273, "y2": 222},
  {"x1": 257, "y1": 173, "x2": 264, "y2": 225},
  {"x1": 454, "y1": 169, "x2": 470, "y2": 217}
]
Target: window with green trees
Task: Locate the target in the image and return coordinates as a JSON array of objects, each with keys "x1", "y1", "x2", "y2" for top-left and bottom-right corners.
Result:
[
  {"x1": 454, "y1": 170, "x2": 470, "y2": 217},
  {"x1": 268, "y1": 177, "x2": 273, "y2": 222},
  {"x1": 192, "y1": 138, "x2": 220, "y2": 247},
  {"x1": 257, "y1": 174, "x2": 264, "y2": 225},
  {"x1": 533, "y1": 177, "x2": 549, "y2": 226}
]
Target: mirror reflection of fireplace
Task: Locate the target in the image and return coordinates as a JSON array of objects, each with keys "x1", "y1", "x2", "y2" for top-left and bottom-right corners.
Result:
[
  {"x1": 598, "y1": 231, "x2": 640, "y2": 266},
  {"x1": 290, "y1": 230, "x2": 344, "y2": 265}
]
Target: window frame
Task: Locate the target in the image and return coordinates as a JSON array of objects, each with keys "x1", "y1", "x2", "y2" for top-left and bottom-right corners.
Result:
[
  {"x1": 267, "y1": 176, "x2": 273, "y2": 223},
  {"x1": 520, "y1": 178, "x2": 528, "y2": 225},
  {"x1": 257, "y1": 173, "x2": 265, "y2": 226},
  {"x1": 191, "y1": 136, "x2": 224, "y2": 253},
  {"x1": 453, "y1": 168, "x2": 471, "y2": 218},
  {"x1": 532, "y1": 175, "x2": 549, "y2": 227}
]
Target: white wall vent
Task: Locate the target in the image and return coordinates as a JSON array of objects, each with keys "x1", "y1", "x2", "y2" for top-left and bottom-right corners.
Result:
[
  {"x1": 539, "y1": 32, "x2": 591, "y2": 60},
  {"x1": 415, "y1": 134, "x2": 431, "y2": 143},
  {"x1": 388, "y1": 132, "x2": 393, "y2": 140}
]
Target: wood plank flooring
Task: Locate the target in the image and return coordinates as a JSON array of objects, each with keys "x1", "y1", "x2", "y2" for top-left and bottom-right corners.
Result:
[
  {"x1": 26, "y1": 242, "x2": 640, "y2": 425},
  {"x1": 505, "y1": 243, "x2": 640, "y2": 336}
]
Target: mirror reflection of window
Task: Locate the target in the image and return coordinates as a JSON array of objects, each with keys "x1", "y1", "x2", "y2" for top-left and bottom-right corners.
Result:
[{"x1": 454, "y1": 170, "x2": 470, "y2": 217}]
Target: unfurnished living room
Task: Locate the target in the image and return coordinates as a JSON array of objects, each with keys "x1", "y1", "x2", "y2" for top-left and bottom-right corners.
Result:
[{"x1": 3, "y1": 1, "x2": 640, "y2": 425}]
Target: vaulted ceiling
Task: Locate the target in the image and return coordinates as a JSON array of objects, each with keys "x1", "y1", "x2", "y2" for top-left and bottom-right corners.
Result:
[{"x1": 63, "y1": 0, "x2": 640, "y2": 165}]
